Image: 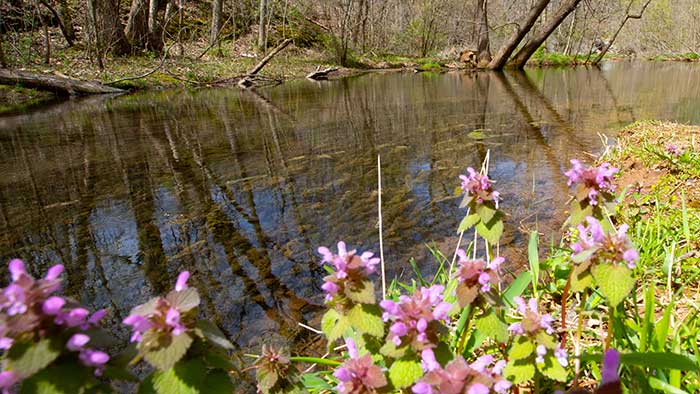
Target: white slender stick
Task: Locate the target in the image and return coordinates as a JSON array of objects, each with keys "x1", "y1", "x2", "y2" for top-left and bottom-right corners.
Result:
[{"x1": 378, "y1": 154, "x2": 386, "y2": 299}]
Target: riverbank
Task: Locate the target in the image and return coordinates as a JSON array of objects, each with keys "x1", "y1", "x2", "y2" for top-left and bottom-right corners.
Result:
[{"x1": 603, "y1": 121, "x2": 700, "y2": 279}]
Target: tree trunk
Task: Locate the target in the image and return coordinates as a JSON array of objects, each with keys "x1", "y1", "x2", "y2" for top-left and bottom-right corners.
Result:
[
  {"x1": 475, "y1": 0, "x2": 491, "y2": 67},
  {"x1": 509, "y1": 0, "x2": 584, "y2": 68},
  {"x1": 0, "y1": 32, "x2": 6, "y2": 67},
  {"x1": 210, "y1": 0, "x2": 223, "y2": 55},
  {"x1": 592, "y1": 0, "x2": 653, "y2": 65},
  {"x1": 486, "y1": 0, "x2": 550, "y2": 70},
  {"x1": 0, "y1": 69, "x2": 124, "y2": 95},
  {"x1": 38, "y1": 0, "x2": 75, "y2": 46},
  {"x1": 57, "y1": 0, "x2": 76, "y2": 43},
  {"x1": 93, "y1": 0, "x2": 130, "y2": 55},
  {"x1": 125, "y1": 0, "x2": 149, "y2": 49},
  {"x1": 258, "y1": 0, "x2": 267, "y2": 50},
  {"x1": 146, "y1": 0, "x2": 164, "y2": 52}
]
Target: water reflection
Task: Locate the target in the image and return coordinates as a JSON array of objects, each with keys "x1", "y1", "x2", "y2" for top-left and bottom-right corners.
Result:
[{"x1": 1, "y1": 62, "x2": 700, "y2": 388}]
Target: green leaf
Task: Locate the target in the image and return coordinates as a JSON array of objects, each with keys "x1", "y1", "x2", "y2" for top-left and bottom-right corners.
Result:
[
  {"x1": 348, "y1": 304, "x2": 384, "y2": 338},
  {"x1": 570, "y1": 264, "x2": 593, "y2": 293},
  {"x1": 20, "y1": 363, "x2": 92, "y2": 394},
  {"x1": 153, "y1": 359, "x2": 207, "y2": 394},
  {"x1": 648, "y1": 377, "x2": 689, "y2": 394},
  {"x1": 165, "y1": 288, "x2": 200, "y2": 312},
  {"x1": 508, "y1": 336, "x2": 534, "y2": 361},
  {"x1": 571, "y1": 248, "x2": 597, "y2": 264},
  {"x1": 474, "y1": 309, "x2": 508, "y2": 343},
  {"x1": 476, "y1": 202, "x2": 497, "y2": 224},
  {"x1": 205, "y1": 370, "x2": 235, "y2": 393},
  {"x1": 528, "y1": 231, "x2": 540, "y2": 297},
  {"x1": 321, "y1": 309, "x2": 350, "y2": 343},
  {"x1": 592, "y1": 264, "x2": 635, "y2": 307},
  {"x1": 539, "y1": 353, "x2": 568, "y2": 382},
  {"x1": 503, "y1": 272, "x2": 531, "y2": 307},
  {"x1": 345, "y1": 280, "x2": 376, "y2": 304},
  {"x1": 458, "y1": 213, "x2": 480, "y2": 233},
  {"x1": 621, "y1": 352, "x2": 700, "y2": 372},
  {"x1": 475, "y1": 217, "x2": 504, "y2": 244},
  {"x1": 142, "y1": 332, "x2": 194, "y2": 371},
  {"x1": 256, "y1": 366, "x2": 279, "y2": 393},
  {"x1": 194, "y1": 320, "x2": 233, "y2": 350},
  {"x1": 131, "y1": 297, "x2": 159, "y2": 317},
  {"x1": 379, "y1": 340, "x2": 408, "y2": 359},
  {"x1": 654, "y1": 297, "x2": 675, "y2": 352},
  {"x1": 203, "y1": 351, "x2": 236, "y2": 370},
  {"x1": 301, "y1": 373, "x2": 334, "y2": 390},
  {"x1": 504, "y1": 359, "x2": 535, "y2": 384},
  {"x1": 7, "y1": 338, "x2": 61, "y2": 379},
  {"x1": 459, "y1": 193, "x2": 474, "y2": 208},
  {"x1": 388, "y1": 358, "x2": 423, "y2": 389},
  {"x1": 570, "y1": 200, "x2": 593, "y2": 225},
  {"x1": 101, "y1": 365, "x2": 140, "y2": 382}
]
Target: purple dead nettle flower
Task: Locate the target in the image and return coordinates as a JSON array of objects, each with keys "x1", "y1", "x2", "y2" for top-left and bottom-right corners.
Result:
[
  {"x1": 317, "y1": 242, "x2": 380, "y2": 303},
  {"x1": 0, "y1": 371, "x2": 19, "y2": 394},
  {"x1": 508, "y1": 297, "x2": 567, "y2": 367},
  {"x1": 333, "y1": 338, "x2": 387, "y2": 394},
  {"x1": 571, "y1": 216, "x2": 639, "y2": 269},
  {"x1": 380, "y1": 285, "x2": 451, "y2": 351},
  {"x1": 460, "y1": 168, "x2": 501, "y2": 208},
  {"x1": 0, "y1": 259, "x2": 110, "y2": 376},
  {"x1": 666, "y1": 144, "x2": 682, "y2": 156},
  {"x1": 508, "y1": 297, "x2": 555, "y2": 336},
  {"x1": 600, "y1": 348, "x2": 620, "y2": 385},
  {"x1": 412, "y1": 355, "x2": 511, "y2": 394},
  {"x1": 565, "y1": 160, "x2": 618, "y2": 206},
  {"x1": 454, "y1": 249, "x2": 504, "y2": 307},
  {"x1": 123, "y1": 271, "x2": 191, "y2": 342}
]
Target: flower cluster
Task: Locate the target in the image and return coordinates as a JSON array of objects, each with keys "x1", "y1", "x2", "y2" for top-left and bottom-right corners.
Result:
[
  {"x1": 571, "y1": 216, "x2": 639, "y2": 269},
  {"x1": 333, "y1": 338, "x2": 387, "y2": 394},
  {"x1": 459, "y1": 168, "x2": 500, "y2": 207},
  {"x1": 565, "y1": 160, "x2": 618, "y2": 206},
  {"x1": 666, "y1": 144, "x2": 682, "y2": 156},
  {"x1": 318, "y1": 242, "x2": 380, "y2": 304},
  {"x1": 123, "y1": 271, "x2": 191, "y2": 342},
  {"x1": 0, "y1": 259, "x2": 109, "y2": 389},
  {"x1": 379, "y1": 285, "x2": 451, "y2": 351},
  {"x1": 412, "y1": 355, "x2": 511, "y2": 394},
  {"x1": 453, "y1": 250, "x2": 504, "y2": 307},
  {"x1": 507, "y1": 297, "x2": 555, "y2": 336}
]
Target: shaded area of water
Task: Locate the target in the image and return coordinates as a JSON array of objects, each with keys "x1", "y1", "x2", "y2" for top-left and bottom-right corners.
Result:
[{"x1": 1, "y1": 61, "x2": 699, "y2": 387}]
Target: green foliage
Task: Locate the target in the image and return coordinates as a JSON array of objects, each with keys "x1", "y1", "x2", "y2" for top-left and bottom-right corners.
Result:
[
  {"x1": 388, "y1": 358, "x2": 423, "y2": 389},
  {"x1": 7, "y1": 338, "x2": 61, "y2": 379},
  {"x1": 141, "y1": 332, "x2": 194, "y2": 371},
  {"x1": 591, "y1": 263, "x2": 635, "y2": 307}
]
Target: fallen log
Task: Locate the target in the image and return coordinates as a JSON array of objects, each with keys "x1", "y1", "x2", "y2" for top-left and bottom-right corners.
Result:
[
  {"x1": 0, "y1": 69, "x2": 124, "y2": 96},
  {"x1": 306, "y1": 66, "x2": 338, "y2": 80},
  {"x1": 238, "y1": 38, "x2": 293, "y2": 88}
]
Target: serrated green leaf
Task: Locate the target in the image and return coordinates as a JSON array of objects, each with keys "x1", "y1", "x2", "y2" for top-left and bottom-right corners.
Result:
[
  {"x1": 153, "y1": 359, "x2": 206, "y2": 394},
  {"x1": 474, "y1": 309, "x2": 508, "y2": 343},
  {"x1": 379, "y1": 340, "x2": 408, "y2": 359},
  {"x1": 205, "y1": 370, "x2": 235, "y2": 393},
  {"x1": 321, "y1": 309, "x2": 350, "y2": 343},
  {"x1": 348, "y1": 304, "x2": 384, "y2": 338},
  {"x1": 165, "y1": 288, "x2": 200, "y2": 312},
  {"x1": 592, "y1": 264, "x2": 635, "y2": 307},
  {"x1": 131, "y1": 297, "x2": 159, "y2": 317},
  {"x1": 301, "y1": 373, "x2": 333, "y2": 390},
  {"x1": 345, "y1": 280, "x2": 376, "y2": 304},
  {"x1": 476, "y1": 202, "x2": 497, "y2": 224},
  {"x1": 203, "y1": 351, "x2": 236, "y2": 370},
  {"x1": 508, "y1": 336, "x2": 534, "y2": 361},
  {"x1": 571, "y1": 248, "x2": 597, "y2": 264},
  {"x1": 570, "y1": 264, "x2": 593, "y2": 293},
  {"x1": 458, "y1": 213, "x2": 480, "y2": 233},
  {"x1": 7, "y1": 338, "x2": 61, "y2": 379},
  {"x1": 504, "y1": 359, "x2": 535, "y2": 384},
  {"x1": 388, "y1": 358, "x2": 423, "y2": 389},
  {"x1": 195, "y1": 320, "x2": 233, "y2": 350},
  {"x1": 475, "y1": 217, "x2": 504, "y2": 244},
  {"x1": 539, "y1": 353, "x2": 568, "y2": 382},
  {"x1": 142, "y1": 332, "x2": 194, "y2": 371},
  {"x1": 570, "y1": 200, "x2": 593, "y2": 225},
  {"x1": 535, "y1": 332, "x2": 558, "y2": 349},
  {"x1": 19, "y1": 363, "x2": 92, "y2": 394},
  {"x1": 101, "y1": 365, "x2": 140, "y2": 382},
  {"x1": 257, "y1": 366, "x2": 278, "y2": 393}
]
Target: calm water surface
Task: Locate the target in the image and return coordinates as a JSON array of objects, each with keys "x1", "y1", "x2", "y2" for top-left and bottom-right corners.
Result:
[{"x1": 1, "y1": 61, "x2": 699, "y2": 387}]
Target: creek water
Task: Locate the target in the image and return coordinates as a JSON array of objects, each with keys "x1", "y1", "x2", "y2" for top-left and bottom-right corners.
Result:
[{"x1": 1, "y1": 61, "x2": 699, "y2": 387}]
